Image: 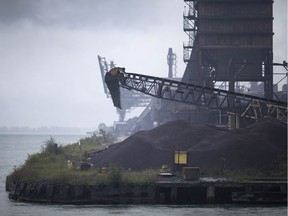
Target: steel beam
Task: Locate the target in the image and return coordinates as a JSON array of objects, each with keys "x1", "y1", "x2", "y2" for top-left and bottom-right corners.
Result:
[{"x1": 115, "y1": 72, "x2": 287, "y2": 121}]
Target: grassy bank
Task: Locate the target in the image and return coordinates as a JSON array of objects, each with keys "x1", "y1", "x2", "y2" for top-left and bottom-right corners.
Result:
[
  {"x1": 8, "y1": 136, "x2": 286, "y2": 186},
  {"x1": 8, "y1": 136, "x2": 158, "y2": 186}
]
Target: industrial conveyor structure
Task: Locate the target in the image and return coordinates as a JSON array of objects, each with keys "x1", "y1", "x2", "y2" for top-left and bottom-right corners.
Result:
[
  {"x1": 98, "y1": 55, "x2": 151, "y2": 121},
  {"x1": 105, "y1": 70, "x2": 287, "y2": 127}
]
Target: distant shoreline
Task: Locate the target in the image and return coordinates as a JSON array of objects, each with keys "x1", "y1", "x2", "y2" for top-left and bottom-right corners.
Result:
[
  {"x1": 0, "y1": 132, "x2": 89, "y2": 135},
  {"x1": 0, "y1": 125, "x2": 97, "y2": 135}
]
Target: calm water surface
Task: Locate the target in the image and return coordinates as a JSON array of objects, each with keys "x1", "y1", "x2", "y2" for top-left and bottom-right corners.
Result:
[{"x1": 0, "y1": 134, "x2": 287, "y2": 216}]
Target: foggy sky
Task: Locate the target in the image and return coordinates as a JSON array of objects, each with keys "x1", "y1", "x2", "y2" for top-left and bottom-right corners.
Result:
[{"x1": 0, "y1": 0, "x2": 287, "y2": 129}]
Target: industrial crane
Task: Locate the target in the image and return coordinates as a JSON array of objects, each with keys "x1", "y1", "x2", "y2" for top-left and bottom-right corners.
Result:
[
  {"x1": 98, "y1": 55, "x2": 151, "y2": 122},
  {"x1": 105, "y1": 68, "x2": 287, "y2": 125}
]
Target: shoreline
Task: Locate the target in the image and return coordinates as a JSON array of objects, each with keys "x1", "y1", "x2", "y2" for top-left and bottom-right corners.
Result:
[{"x1": 6, "y1": 177, "x2": 287, "y2": 205}]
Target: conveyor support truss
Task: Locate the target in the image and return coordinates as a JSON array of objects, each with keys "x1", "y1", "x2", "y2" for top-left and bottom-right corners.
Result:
[{"x1": 106, "y1": 72, "x2": 287, "y2": 122}]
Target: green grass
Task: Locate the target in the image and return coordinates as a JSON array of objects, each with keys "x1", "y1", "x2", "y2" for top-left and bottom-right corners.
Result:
[
  {"x1": 8, "y1": 136, "x2": 158, "y2": 186},
  {"x1": 122, "y1": 169, "x2": 158, "y2": 185},
  {"x1": 9, "y1": 153, "x2": 158, "y2": 185}
]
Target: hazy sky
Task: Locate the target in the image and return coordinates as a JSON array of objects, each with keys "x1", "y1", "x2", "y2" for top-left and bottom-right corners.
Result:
[{"x1": 0, "y1": 0, "x2": 287, "y2": 129}]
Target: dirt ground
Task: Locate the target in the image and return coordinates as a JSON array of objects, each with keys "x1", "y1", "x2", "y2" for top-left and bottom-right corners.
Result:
[{"x1": 92, "y1": 117, "x2": 287, "y2": 172}]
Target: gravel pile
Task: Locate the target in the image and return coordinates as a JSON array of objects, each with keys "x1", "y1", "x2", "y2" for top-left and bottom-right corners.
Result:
[{"x1": 92, "y1": 117, "x2": 287, "y2": 171}]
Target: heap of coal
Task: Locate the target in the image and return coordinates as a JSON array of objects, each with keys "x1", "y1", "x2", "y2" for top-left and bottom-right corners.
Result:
[{"x1": 92, "y1": 118, "x2": 287, "y2": 172}]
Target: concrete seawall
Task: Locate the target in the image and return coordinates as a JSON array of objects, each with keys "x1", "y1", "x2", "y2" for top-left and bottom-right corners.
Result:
[{"x1": 6, "y1": 178, "x2": 287, "y2": 205}]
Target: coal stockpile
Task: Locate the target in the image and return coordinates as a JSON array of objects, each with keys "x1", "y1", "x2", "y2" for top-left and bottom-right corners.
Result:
[{"x1": 92, "y1": 118, "x2": 287, "y2": 171}]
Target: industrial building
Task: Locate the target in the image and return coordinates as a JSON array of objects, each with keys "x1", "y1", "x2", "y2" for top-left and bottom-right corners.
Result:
[{"x1": 99, "y1": 0, "x2": 287, "y2": 135}]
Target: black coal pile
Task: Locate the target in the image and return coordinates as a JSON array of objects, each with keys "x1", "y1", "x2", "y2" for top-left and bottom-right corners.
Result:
[{"x1": 92, "y1": 117, "x2": 287, "y2": 171}]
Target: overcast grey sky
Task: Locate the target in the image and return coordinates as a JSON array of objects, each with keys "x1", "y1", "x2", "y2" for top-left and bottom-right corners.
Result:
[{"x1": 0, "y1": 0, "x2": 287, "y2": 129}]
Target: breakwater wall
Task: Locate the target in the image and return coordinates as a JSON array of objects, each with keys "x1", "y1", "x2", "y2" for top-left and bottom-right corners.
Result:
[
  {"x1": 6, "y1": 178, "x2": 287, "y2": 205},
  {"x1": 7, "y1": 181, "x2": 155, "y2": 204}
]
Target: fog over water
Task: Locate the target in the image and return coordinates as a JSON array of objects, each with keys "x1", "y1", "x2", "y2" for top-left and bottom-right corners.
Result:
[{"x1": 0, "y1": 0, "x2": 287, "y2": 129}]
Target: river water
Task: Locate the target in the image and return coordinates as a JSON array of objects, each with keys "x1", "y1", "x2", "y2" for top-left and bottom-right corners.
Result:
[{"x1": 0, "y1": 134, "x2": 287, "y2": 216}]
